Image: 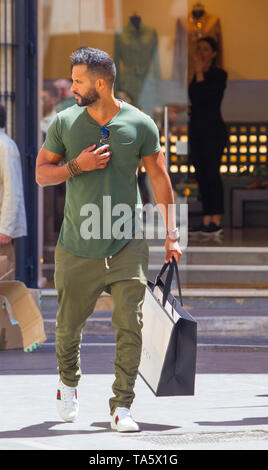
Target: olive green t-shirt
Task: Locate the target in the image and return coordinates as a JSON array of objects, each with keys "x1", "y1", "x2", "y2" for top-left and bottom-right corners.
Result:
[{"x1": 43, "y1": 101, "x2": 161, "y2": 258}]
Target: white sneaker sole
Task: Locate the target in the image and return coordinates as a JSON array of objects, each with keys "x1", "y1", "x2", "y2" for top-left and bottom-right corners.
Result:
[{"x1": 111, "y1": 421, "x2": 140, "y2": 432}]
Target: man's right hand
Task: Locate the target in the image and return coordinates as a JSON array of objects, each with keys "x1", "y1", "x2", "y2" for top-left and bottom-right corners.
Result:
[{"x1": 76, "y1": 144, "x2": 112, "y2": 172}]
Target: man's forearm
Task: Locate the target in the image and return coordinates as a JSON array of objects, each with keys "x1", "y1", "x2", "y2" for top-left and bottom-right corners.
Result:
[
  {"x1": 36, "y1": 162, "x2": 71, "y2": 187},
  {"x1": 150, "y1": 172, "x2": 177, "y2": 231}
]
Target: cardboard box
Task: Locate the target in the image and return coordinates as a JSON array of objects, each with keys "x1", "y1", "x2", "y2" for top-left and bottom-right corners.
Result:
[
  {"x1": 0, "y1": 282, "x2": 46, "y2": 352},
  {"x1": 0, "y1": 255, "x2": 14, "y2": 281},
  {"x1": 0, "y1": 300, "x2": 23, "y2": 350}
]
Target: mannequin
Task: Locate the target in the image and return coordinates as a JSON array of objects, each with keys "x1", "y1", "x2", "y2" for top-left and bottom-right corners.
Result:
[
  {"x1": 191, "y1": 2, "x2": 205, "y2": 20},
  {"x1": 189, "y1": 3, "x2": 209, "y2": 41},
  {"x1": 114, "y1": 15, "x2": 161, "y2": 110},
  {"x1": 130, "y1": 13, "x2": 141, "y2": 31},
  {"x1": 172, "y1": 4, "x2": 223, "y2": 83}
]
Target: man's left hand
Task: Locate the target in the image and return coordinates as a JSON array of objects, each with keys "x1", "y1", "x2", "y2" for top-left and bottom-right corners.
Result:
[{"x1": 165, "y1": 235, "x2": 182, "y2": 263}]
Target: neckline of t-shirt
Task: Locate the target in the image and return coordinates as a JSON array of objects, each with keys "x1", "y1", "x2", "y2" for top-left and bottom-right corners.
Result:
[{"x1": 84, "y1": 99, "x2": 124, "y2": 128}]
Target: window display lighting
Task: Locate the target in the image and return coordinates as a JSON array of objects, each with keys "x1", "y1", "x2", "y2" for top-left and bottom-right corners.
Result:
[
  {"x1": 170, "y1": 165, "x2": 179, "y2": 173},
  {"x1": 239, "y1": 165, "x2": 247, "y2": 173},
  {"x1": 229, "y1": 165, "x2": 237, "y2": 173},
  {"x1": 162, "y1": 122, "x2": 267, "y2": 176},
  {"x1": 230, "y1": 145, "x2": 237, "y2": 153},
  {"x1": 249, "y1": 146, "x2": 257, "y2": 153},
  {"x1": 180, "y1": 165, "x2": 188, "y2": 173},
  {"x1": 229, "y1": 135, "x2": 237, "y2": 143},
  {"x1": 220, "y1": 165, "x2": 228, "y2": 173},
  {"x1": 249, "y1": 135, "x2": 257, "y2": 142}
]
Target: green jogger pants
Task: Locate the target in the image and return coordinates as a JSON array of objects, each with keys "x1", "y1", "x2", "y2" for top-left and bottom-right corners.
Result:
[{"x1": 54, "y1": 237, "x2": 149, "y2": 415}]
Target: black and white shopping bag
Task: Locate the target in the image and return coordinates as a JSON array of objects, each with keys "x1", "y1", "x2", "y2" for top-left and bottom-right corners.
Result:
[{"x1": 139, "y1": 258, "x2": 197, "y2": 396}]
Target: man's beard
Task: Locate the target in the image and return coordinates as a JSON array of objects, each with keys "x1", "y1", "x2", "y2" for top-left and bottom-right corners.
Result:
[{"x1": 75, "y1": 88, "x2": 100, "y2": 106}]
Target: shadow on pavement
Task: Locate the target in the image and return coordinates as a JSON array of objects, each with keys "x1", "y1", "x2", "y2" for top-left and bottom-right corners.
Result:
[
  {"x1": 196, "y1": 417, "x2": 268, "y2": 426},
  {"x1": 0, "y1": 421, "x2": 106, "y2": 438},
  {"x1": 0, "y1": 420, "x2": 180, "y2": 439},
  {"x1": 90, "y1": 422, "x2": 181, "y2": 432}
]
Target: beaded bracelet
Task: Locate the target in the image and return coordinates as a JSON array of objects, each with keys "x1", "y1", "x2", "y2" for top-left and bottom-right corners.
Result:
[{"x1": 67, "y1": 158, "x2": 83, "y2": 177}]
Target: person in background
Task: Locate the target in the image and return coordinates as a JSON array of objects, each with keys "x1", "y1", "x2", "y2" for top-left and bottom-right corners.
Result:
[
  {"x1": 0, "y1": 105, "x2": 27, "y2": 278},
  {"x1": 188, "y1": 36, "x2": 228, "y2": 237},
  {"x1": 41, "y1": 82, "x2": 59, "y2": 136},
  {"x1": 53, "y1": 78, "x2": 76, "y2": 112}
]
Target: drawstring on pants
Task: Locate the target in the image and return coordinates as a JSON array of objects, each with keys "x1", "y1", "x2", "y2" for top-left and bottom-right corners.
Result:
[{"x1": 104, "y1": 256, "x2": 112, "y2": 269}]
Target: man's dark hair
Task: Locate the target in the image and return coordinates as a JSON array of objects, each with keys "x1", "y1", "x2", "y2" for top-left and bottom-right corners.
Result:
[
  {"x1": 0, "y1": 104, "x2": 6, "y2": 128},
  {"x1": 70, "y1": 47, "x2": 116, "y2": 87}
]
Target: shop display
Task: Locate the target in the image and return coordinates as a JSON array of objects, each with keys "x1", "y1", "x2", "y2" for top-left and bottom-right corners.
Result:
[
  {"x1": 172, "y1": 2, "x2": 223, "y2": 83},
  {"x1": 160, "y1": 123, "x2": 268, "y2": 178},
  {"x1": 114, "y1": 14, "x2": 161, "y2": 110}
]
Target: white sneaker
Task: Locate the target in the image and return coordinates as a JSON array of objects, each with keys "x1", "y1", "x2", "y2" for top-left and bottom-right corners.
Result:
[
  {"x1": 56, "y1": 379, "x2": 79, "y2": 422},
  {"x1": 111, "y1": 407, "x2": 139, "y2": 432}
]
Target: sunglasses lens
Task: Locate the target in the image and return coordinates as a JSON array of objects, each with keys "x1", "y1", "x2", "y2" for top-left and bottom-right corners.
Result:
[{"x1": 101, "y1": 126, "x2": 110, "y2": 139}]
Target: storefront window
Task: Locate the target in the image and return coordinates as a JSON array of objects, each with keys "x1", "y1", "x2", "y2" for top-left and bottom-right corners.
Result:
[{"x1": 39, "y1": 0, "x2": 188, "y2": 286}]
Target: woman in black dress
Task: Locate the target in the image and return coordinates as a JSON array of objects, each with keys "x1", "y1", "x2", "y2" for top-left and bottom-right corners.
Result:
[{"x1": 188, "y1": 36, "x2": 228, "y2": 237}]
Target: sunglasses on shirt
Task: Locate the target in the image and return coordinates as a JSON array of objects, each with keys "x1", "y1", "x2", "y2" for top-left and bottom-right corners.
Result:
[{"x1": 100, "y1": 126, "x2": 110, "y2": 146}]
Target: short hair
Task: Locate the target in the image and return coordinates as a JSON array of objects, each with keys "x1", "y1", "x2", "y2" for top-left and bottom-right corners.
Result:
[
  {"x1": 70, "y1": 47, "x2": 116, "y2": 87},
  {"x1": 0, "y1": 104, "x2": 6, "y2": 128}
]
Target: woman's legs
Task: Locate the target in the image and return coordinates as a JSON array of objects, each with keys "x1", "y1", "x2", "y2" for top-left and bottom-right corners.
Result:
[{"x1": 190, "y1": 135, "x2": 225, "y2": 225}]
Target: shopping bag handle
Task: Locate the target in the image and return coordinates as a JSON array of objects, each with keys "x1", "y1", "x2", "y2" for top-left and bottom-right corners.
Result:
[{"x1": 154, "y1": 257, "x2": 183, "y2": 308}]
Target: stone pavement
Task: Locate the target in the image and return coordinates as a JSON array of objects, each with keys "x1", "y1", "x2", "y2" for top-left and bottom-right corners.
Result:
[{"x1": 1, "y1": 342, "x2": 268, "y2": 451}]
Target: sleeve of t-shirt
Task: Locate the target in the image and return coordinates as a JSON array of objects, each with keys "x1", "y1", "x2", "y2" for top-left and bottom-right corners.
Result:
[
  {"x1": 42, "y1": 114, "x2": 66, "y2": 157},
  {"x1": 140, "y1": 116, "x2": 161, "y2": 158}
]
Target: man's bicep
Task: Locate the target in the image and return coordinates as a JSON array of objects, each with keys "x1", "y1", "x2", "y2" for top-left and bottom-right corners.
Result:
[
  {"x1": 36, "y1": 147, "x2": 63, "y2": 168},
  {"x1": 142, "y1": 150, "x2": 166, "y2": 178}
]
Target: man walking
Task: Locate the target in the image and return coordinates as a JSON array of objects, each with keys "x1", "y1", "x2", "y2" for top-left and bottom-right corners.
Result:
[{"x1": 35, "y1": 47, "x2": 181, "y2": 432}]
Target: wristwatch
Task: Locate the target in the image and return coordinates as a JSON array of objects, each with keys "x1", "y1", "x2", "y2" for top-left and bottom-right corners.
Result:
[{"x1": 167, "y1": 228, "x2": 179, "y2": 240}]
